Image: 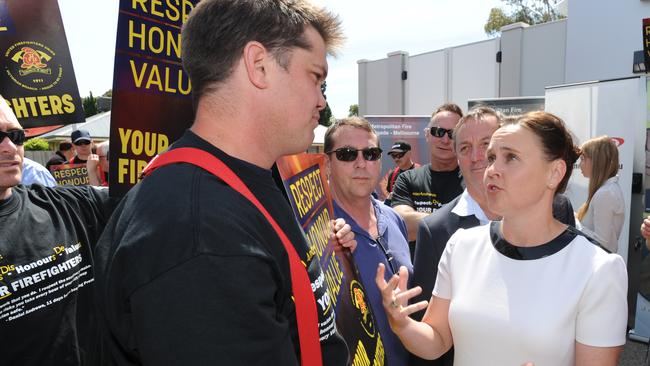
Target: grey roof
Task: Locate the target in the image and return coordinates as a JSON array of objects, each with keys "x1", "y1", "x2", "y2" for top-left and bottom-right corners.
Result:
[{"x1": 40, "y1": 111, "x2": 111, "y2": 140}]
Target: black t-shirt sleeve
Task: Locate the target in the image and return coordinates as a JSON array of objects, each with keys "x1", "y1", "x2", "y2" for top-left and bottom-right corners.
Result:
[
  {"x1": 61, "y1": 186, "x2": 115, "y2": 242},
  {"x1": 130, "y1": 254, "x2": 299, "y2": 366},
  {"x1": 390, "y1": 171, "x2": 414, "y2": 208}
]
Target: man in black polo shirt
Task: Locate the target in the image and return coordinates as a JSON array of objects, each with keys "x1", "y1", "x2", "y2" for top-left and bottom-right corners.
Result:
[{"x1": 391, "y1": 103, "x2": 464, "y2": 248}]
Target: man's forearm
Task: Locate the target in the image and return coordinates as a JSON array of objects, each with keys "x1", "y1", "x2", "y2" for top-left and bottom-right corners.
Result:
[{"x1": 394, "y1": 205, "x2": 429, "y2": 241}]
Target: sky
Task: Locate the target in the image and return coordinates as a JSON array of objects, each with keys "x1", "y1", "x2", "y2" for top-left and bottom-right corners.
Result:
[{"x1": 58, "y1": 0, "x2": 504, "y2": 118}]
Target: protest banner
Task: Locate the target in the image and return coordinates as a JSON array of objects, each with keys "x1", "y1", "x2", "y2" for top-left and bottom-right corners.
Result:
[
  {"x1": 50, "y1": 163, "x2": 89, "y2": 186},
  {"x1": 109, "y1": 0, "x2": 198, "y2": 196},
  {"x1": 0, "y1": 0, "x2": 84, "y2": 128},
  {"x1": 276, "y1": 153, "x2": 386, "y2": 366}
]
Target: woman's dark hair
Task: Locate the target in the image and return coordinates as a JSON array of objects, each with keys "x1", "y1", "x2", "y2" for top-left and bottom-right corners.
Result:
[{"x1": 516, "y1": 111, "x2": 581, "y2": 194}]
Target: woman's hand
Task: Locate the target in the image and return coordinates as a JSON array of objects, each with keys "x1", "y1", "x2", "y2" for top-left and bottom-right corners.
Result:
[{"x1": 375, "y1": 263, "x2": 428, "y2": 332}]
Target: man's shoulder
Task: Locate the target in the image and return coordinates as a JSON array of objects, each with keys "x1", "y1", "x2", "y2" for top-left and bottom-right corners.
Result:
[
  {"x1": 397, "y1": 164, "x2": 431, "y2": 182},
  {"x1": 16, "y1": 184, "x2": 107, "y2": 203},
  {"x1": 374, "y1": 198, "x2": 403, "y2": 221},
  {"x1": 420, "y1": 196, "x2": 462, "y2": 229}
]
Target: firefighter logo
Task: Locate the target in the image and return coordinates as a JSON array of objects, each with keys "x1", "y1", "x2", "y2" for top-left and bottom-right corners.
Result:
[
  {"x1": 350, "y1": 280, "x2": 376, "y2": 337},
  {"x1": 4, "y1": 41, "x2": 62, "y2": 91}
]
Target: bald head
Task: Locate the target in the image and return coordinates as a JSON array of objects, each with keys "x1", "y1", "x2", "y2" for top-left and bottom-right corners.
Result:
[
  {"x1": 0, "y1": 96, "x2": 20, "y2": 127},
  {"x1": 0, "y1": 95, "x2": 25, "y2": 199}
]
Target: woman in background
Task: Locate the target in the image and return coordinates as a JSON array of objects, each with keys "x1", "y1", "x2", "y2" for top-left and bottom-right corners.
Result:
[
  {"x1": 376, "y1": 112, "x2": 627, "y2": 366},
  {"x1": 576, "y1": 136, "x2": 625, "y2": 253}
]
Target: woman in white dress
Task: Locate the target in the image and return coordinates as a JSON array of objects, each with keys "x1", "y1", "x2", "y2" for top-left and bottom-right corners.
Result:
[
  {"x1": 376, "y1": 112, "x2": 627, "y2": 366},
  {"x1": 576, "y1": 136, "x2": 625, "y2": 253}
]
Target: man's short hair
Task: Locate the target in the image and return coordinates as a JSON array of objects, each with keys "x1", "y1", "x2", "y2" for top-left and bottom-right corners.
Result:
[
  {"x1": 59, "y1": 142, "x2": 73, "y2": 151},
  {"x1": 182, "y1": 0, "x2": 344, "y2": 106},
  {"x1": 431, "y1": 103, "x2": 463, "y2": 121},
  {"x1": 324, "y1": 117, "x2": 377, "y2": 153},
  {"x1": 452, "y1": 105, "x2": 503, "y2": 147}
]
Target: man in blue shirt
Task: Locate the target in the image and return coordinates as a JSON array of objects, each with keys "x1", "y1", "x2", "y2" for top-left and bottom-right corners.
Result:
[
  {"x1": 22, "y1": 157, "x2": 56, "y2": 187},
  {"x1": 325, "y1": 117, "x2": 412, "y2": 366}
]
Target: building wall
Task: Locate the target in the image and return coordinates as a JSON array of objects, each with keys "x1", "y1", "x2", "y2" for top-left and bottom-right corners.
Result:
[
  {"x1": 358, "y1": 52, "x2": 409, "y2": 116},
  {"x1": 565, "y1": 0, "x2": 650, "y2": 83},
  {"x1": 449, "y1": 39, "x2": 500, "y2": 110},
  {"x1": 408, "y1": 50, "x2": 447, "y2": 114},
  {"x1": 358, "y1": 58, "x2": 391, "y2": 116},
  {"x1": 359, "y1": 0, "x2": 648, "y2": 115},
  {"x1": 520, "y1": 20, "x2": 567, "y2": 95}
]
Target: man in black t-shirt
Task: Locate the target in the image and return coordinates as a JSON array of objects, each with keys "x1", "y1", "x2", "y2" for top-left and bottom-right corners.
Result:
[
  {"x1": 391, "y1": 103, "x2": 464, "y2": 243},
  {"x1": 0, "y1": 96, "x2": 113, "y2": 366},
  {"x1": 45, "y1": 141, "x2": 74, "y2": 171},
  {"x1": 93, "y1": 1, "x2": 353, "y2": 365}
]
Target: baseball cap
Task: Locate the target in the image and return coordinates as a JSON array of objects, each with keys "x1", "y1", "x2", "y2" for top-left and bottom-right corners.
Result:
[
  {"x1": 71, "y1": 129, "x2": 91, "y2": 144},
  {"x1": 388, "y1": 141, "x2": 411, "y2": 154}
]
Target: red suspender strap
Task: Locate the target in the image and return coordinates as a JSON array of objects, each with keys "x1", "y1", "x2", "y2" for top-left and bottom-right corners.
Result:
[
  {"x1": 142, "y1": 147, "x2": 323, "y2": 366},
  {"x1": 388, "y1": 167, "x2": 400, "y2": 192}
]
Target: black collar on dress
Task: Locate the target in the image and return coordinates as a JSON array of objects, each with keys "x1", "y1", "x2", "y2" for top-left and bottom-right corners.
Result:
[{"x1": 490, "y1": 221, "x2": 576, "y2": 260}]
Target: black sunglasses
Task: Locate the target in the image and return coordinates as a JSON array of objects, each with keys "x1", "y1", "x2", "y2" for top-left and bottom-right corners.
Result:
[
  {"x1": 74, "y1": 140, "x2": 91, "y2": 146},
  {"x1": 326, "y1": 147, "x2": 382, "y2": 162},
  {"x1": 0, "y1": 129, "x2": 26, "y2": 146},
  {"x1": 429, "y1": 127, "x2": 453, "y2": 139},
  {"x1": 389, "y1": 152, "x2": 405, "y2": 159}
]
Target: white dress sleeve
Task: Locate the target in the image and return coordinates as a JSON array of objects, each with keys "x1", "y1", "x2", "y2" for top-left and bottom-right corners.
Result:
[
  {"x1": 432, "y1": 229, "x2": 465, "y2": 300},
  {"x1": 575, "y1": 253, "x2": 628, "y2": 347}
]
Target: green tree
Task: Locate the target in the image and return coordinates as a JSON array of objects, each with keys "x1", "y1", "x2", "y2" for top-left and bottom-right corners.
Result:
[
  {"x1": 82, "y1": 92, "x2": 98, "y2": 118},
  {"x1": 484, "y1": 0, "x2": 564, "y2": 37},
  {"x1": 24, "y1": 137, "x2": 50, "y2": 151},
  {"x1": 102, "y1": 89, "x2": 112, "y2": 97},
  {"x1": 319, "y1": 81, "x2": 333, "y2": 126},
  {"x1": 348, "y1": 104, "x2": 359, "y2": 117}
]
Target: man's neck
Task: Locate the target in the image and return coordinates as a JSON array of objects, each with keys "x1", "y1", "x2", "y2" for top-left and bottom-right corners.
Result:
[
  {"x1": 0, "y1": 187, "x2": 12, "y2": 201},
  {"x1": 467, "y1": 186, "x2": 501, "y2": 221},
  {"x1": 333, "y1": 190, "x2": 375, "y2": 233},
  {"x1": 429, "y1": 157, "x2": 457, "y2": 172},
  {"x1": 191, "y1": 103, "x2": 277, "y2": 169},
  {"x1": 76, "y1": 153, "x2": 89, "y2": 161},
  {"x1": 399, "y1": 160, "x2": 414, "y2": 170}
]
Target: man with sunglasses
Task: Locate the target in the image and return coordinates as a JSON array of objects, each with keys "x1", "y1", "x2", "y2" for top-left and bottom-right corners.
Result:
[
  {"x1": 0, "y1": 96, "x2": 113, "y2": 365},
  {"x1": 391, "y1": 103, "x2": 465, "y2": 247},
  {"x1": 325, "y1": 117, "x2": 412, "y2": 366},
  {"x1": 381, "y1": 141, "x2": 420, "y2": 206},
  {"x1": 67, "y1": 129, "x2": 93, "y2": 165}
]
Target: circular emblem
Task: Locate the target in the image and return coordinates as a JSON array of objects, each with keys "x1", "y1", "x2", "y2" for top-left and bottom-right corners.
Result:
[
  {"x1": 350, "y1": 279, "x2": 376, "y2": 338},
  {"x1": 4, "y1": 41, "x2": 63, "y2": 91}
]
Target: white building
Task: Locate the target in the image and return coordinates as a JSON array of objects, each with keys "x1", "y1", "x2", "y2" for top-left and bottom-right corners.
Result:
[{"x1": 358, "y1": 0, "x2": 650, "y2": 115}]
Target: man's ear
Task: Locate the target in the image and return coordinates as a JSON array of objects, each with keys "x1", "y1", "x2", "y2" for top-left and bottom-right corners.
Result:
[
  {"x1": 242, "y1": 41, "x2": 271, "y2": 89},
  {"x1": 325, "y1": 154, "x2": 332, "y2": 178}
]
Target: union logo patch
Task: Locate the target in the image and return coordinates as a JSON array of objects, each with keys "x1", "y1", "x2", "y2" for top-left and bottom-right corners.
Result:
[
  {"x1": 350, "y1": 280, "x2": 376, "y2": 338},
  {"x1": 4, "y1": 41, "x2": 63, "y2": 91}
]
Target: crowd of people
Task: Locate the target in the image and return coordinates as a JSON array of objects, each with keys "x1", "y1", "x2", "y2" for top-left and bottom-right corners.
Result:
[
  {"x1": 22, "y1": 128, "x2": 109, "y2": 188},
  {"x1": 0, "y1": 0, "x2": 640, "y2": 365}
]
